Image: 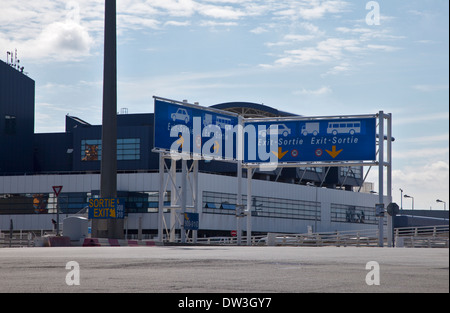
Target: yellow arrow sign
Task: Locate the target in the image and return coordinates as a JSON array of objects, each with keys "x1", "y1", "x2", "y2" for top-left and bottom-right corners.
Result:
[
  {"x1": 214, "y1": 141, "x2": 220, "y2": 153},
  {"x1": 177, "y1": 135, "x2": 184, "y2": 148},
  {"x1": 325, "y1": 146, "x2": 343, "y2": 158},
  {"x1": 272, "y1": 147, "x2": 288, "y2": 159}
]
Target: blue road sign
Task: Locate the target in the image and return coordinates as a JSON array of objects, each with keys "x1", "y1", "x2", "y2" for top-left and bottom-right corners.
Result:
[
  {"x1": 183, "y1": 212, "x2": 199, "y2": 231},
  {"x1": 244, "y1": 118, "x2": 377, "y2": 163},
  {"x1": 154, "y1": 97, "x2": 377, "y2": 164},
  {"x1": 88, "y1": 198, "x2": 125, "y2": 219},
  {"x1": 154, "y1": 98, "x2": 239, "y2": 159}
]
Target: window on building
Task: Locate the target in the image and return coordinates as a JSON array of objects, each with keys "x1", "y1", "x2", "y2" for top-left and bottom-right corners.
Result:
[
  {"x1": 330, "y1": 203, "x2": 377, "y2": 225},
  {"x1": 305, "y1": 167, "x2": 323, "y2": 173},
  {"x1": 340, "y1": 166, "x2": 362, "y2": 179},
  {"x1": 0, "y1": 193, "x2": 49, "y2": 214},
  {"x1": 81, "y1": 140, "x2": 101, "y2": 161},
  {"x1": 117, "y1": 138, "x2": 141, "y2": 160},
  {"x1": 81, "y1": 138, "x2": 141, "y2": 161},
  {"x1": 202, "y1": 191, "x2": 320, "y2": 221}
]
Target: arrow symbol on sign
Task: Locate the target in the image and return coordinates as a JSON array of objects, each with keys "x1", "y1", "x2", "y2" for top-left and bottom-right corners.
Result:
[
  {"x1": 325, "y1": 146, "x2": 343, "y2": 158},
  {"x1": 272, "y1": 147, "x2": 288, "y2": 159},
  {"x1": 177, "y1": 135, "x2": 184, "y2": 148},
  {"x1": 214, "y1": 141, "x2": 220, "y2": 153}
]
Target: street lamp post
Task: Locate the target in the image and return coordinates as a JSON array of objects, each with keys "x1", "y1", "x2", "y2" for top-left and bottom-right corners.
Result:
[
  {"x1": 399, "y1": 188, "x2": 403, "y2": 210},
  {"x1": 404, "y1": 194, "x2": 414, "y2": 210},
  {"x1": 436, "y1": 199, "x2": 446, "y2": 211}
]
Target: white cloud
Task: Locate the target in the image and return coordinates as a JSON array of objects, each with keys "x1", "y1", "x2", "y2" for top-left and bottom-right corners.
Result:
[
  {"x1": 293, "y1": 86, "x2": 332, "y2": 96},
  {"x1": 300, "y1": 22, "x2": 325, "y2": 36},
  {"x1": 392, "y1": 161, "x2": 449, "y2": 209},
  {"x1": 401, "y1": 133, "x2": 449, "y2": 145},
  {"x1": 367, "y1": 44, "x2": 401, "y2": 52},
  {"x1": 271, "y1": 0, "x2": 349, "y2": 20},
  {"x1": 395, "y1": 112, "x2": 449, "y2": 125},
  {"x1": 250, "y1": 26, "x2": 268, "y2": 34},
  {"x1": 297, "y1": 0, "x2": 349, "y2": 20},
  {"x1": 198, "y1": 4, "x2": 245, "y2": 20},
  {"x1": 267, "y1": 38, "x2": 361, "y2": 67},
  {"x1": 164, "y1": 21, "x2": 192, "y2": 27},
  {"x1": 413, "y1": 84, "x2": 449, "y2": 92},
  {"x1": 265, "y1": 34, "x2": 315, "y2": 47},
  {"x1": 0, "y1": 0, "x2": 97, "y2": 62},
  {"x1": 323, "y1": 62, "x2": 352, "y2": 76},
  {"x1": 336, "y1": 27, "x2": 372, "y2": 34},
  {"x1": 199, "y1": 21, "x2": 238, "y2": 27},
  {"x1": 18, "y1": 20, "x2": 93, "y2": 62},
  {"x1": 393, "y1": 147, "x2": 449, "y2": 160},
  {"x1": 118, "y1": 15, "x2": 160, "y2": 31}
]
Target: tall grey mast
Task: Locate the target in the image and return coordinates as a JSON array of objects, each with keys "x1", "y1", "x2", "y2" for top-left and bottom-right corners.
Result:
[{"x1": 92, "y1": 0, "x2": 123, "y2": 239}]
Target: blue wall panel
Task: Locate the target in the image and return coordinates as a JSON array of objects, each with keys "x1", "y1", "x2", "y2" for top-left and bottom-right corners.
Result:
[{"x1": 0, "y1": 60, "x2": 35, "y2": 174}]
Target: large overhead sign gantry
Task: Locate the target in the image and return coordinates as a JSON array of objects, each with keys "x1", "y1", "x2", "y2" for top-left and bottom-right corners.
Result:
[
  {"x1": 154, "y1": 97, "x2": 377, "y2": 166},
  {"x1": 152, "y1": 96, "x2": 393, "y2": 247}
]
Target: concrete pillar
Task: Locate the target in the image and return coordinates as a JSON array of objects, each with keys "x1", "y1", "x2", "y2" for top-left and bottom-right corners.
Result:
[{"x1": 93, "y1": 0, "x2": 123, "y2": 239}]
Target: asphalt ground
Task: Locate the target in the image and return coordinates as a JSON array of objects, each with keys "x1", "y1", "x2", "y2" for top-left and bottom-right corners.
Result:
[{"x1": 0, "y1": 246, "x2": 448, "y2": 294}]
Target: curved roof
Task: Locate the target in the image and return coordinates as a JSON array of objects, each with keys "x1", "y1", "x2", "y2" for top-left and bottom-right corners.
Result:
[{"x1": 210, "y1": 102, "x2": 298, "y2": 118}]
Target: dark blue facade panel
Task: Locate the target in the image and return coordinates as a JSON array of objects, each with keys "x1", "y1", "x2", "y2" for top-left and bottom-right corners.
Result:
[
  {"x1": 71, "y1": 114, "x2": 155, "y2": 172},
  {"x1": 0, "y1": 61, "x2": 35, "y2": 174},
  {"x1": 72, "y1": 125, "x2": 102, "y2": 172},
  {"x1": 33, "y1": 133, "x2": 73, "y2": 172}
]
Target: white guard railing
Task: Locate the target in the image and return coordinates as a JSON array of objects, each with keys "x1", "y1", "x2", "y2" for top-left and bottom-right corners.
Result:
[{"x1": 394, "y1": 225, "x2": 449, "y2": 248}]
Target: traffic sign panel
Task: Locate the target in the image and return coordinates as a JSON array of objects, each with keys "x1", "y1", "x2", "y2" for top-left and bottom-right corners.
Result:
[
  {"x1": 153, "y1": 97, "x2": 377, "y2": 165},
  {"x1": 154, "y1": 97, "x2": 239, "y2": 160},
  {"x1": 184, "y1": 212, "x2": 199, "y2": 231},
  {"x1": 52, "y1": 186, "x2": 63, "y2": 197},
  {"x1": 244, "y1": 117, "x2": 376, "y2": 163},
  {"x1": 88, "y1": 198, "x2": 125, "y2": 219}
]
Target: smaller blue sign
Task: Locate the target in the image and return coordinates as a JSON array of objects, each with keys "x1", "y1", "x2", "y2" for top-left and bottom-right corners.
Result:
[
  {"x1": 244, "y1": 118, "x2": 376, "y2": 163},
  {"x1": 154, "y1": 98, "x2": 239, "y2": 159},
  {"x1": 184, "y1": 212, "x2": 199, "y2": 231},
  {"x1": 88, "y1": 198, "x2": 125, "y2": 219}
]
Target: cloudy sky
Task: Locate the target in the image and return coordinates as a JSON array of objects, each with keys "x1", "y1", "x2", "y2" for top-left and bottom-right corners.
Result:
[{"x1": 1, "y1": 0, "x2": 448, "y2": 210}]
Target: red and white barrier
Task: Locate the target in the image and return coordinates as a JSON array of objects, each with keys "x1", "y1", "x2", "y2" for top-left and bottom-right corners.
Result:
[{"x1": 82, "y1": 238, "x2": 157, "y2": 247}]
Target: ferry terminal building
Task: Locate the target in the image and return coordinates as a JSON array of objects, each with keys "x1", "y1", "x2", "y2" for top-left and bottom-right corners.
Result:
[{"x1": 0, "y1": 59, "x2": 385, "y2": 239}]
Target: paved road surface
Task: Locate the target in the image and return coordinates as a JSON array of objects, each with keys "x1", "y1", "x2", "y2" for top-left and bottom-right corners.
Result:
[{"x1": 0, "y1": 246, "x2": 448, "y2": 293}]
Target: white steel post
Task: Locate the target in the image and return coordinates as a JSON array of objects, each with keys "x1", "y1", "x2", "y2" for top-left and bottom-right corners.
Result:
[
  {"x1": 158, "y1": 153, "x2": 165, "y2": 242},
  {"x1": 246, "y1": 168, "x2": 253, "y2": 246},
  {"x1": 237, "y1": 161, "x2": 242, "y2": 245},
  {"x1": 387, "y1": 113, "x2": 393, "y2": 247},
  {"x1": 193, "y1": 160, "x2": 199, "y2": 244},
  {"x1": 378, "y1": 111, "x2": 384, "y2": 247},
  {"x1": 181, "y1": 159, "x2": 187, "y2": 243},
  {"x1": 237, "y1": 116, "x2": 244, "y2": 246},
  {"x1": 170, "y1": 159, "x2": 177, "y2": 242}
]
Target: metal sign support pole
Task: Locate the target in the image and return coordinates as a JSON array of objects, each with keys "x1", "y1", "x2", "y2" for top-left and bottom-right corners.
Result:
[
  {"x1": 193, "y1": 160, "x2": 199, "y2": 244},
  {"x1": 237, "y1": 161, "x2": 243, "y2": 246},
  {"x1": 236, "y1": 116, "x2": 244, "y2": 246},
  {"x1": 181, "y1": 159, "x2": 187, "y2": 244},
  {"x1": 387, "y1": 113, "x2": 393, "y2": 247},
  {"x1": 56, "y1": 196, "x2": 60, "y2": 236},
  {"x1": 158, "y1": 153, "x2": 165, "y2": 242},
  {"x1": 246, "y1": 168, "x2": 253, "y2": 246},
  {"x1": 170, "y1": 159, "x2": 177, "y2": 242},
  {"x1": 378, "y1": 111, "x2": 384, "y2": 247}
]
